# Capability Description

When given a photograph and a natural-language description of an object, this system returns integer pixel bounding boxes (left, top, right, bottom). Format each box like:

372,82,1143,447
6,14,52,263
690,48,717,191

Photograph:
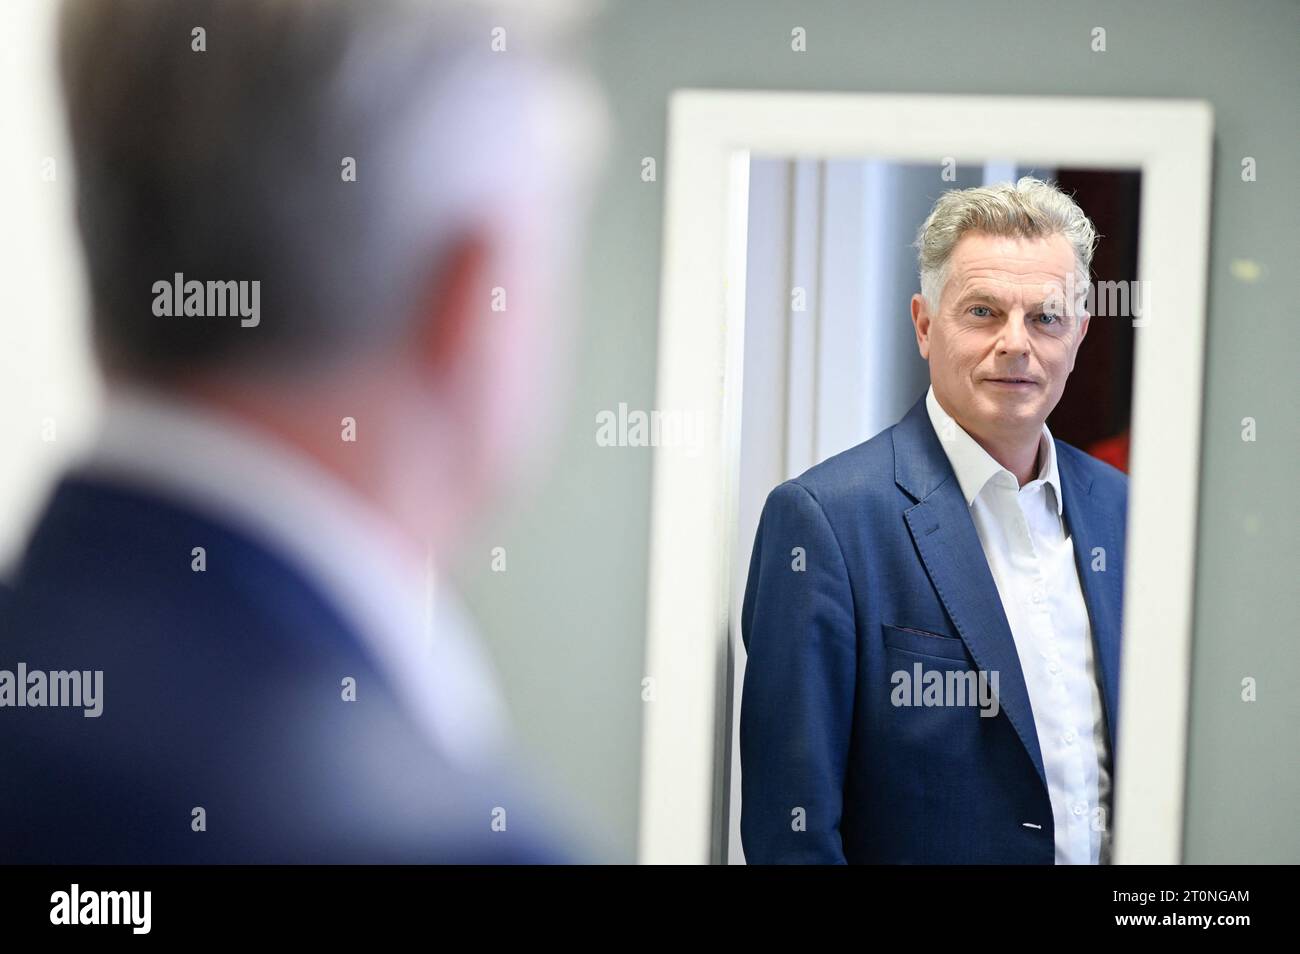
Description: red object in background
1085,429,1130,473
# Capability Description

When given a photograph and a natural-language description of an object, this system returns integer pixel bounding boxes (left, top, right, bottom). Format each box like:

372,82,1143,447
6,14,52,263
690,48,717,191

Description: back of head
59,0,604,385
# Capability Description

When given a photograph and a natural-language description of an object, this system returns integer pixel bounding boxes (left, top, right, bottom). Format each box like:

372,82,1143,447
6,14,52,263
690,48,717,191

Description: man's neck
931,387,1043,486
972,429,1041,487
146,372,458,570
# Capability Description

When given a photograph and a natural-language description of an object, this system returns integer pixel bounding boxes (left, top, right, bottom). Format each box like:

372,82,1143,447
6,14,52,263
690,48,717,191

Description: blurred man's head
909,177,1096,454
58,0,607,554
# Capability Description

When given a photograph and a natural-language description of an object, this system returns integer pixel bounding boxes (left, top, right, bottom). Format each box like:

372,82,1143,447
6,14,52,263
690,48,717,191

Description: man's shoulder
5,473,361,642
0,474,572,863
777,426,898,511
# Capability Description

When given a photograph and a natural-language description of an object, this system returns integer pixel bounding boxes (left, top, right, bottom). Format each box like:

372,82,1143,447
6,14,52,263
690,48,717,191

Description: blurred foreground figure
0,0,607,862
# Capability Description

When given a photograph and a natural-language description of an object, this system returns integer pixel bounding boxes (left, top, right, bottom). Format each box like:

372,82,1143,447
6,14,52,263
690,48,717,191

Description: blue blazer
739,391,1128,864
0,475,572,863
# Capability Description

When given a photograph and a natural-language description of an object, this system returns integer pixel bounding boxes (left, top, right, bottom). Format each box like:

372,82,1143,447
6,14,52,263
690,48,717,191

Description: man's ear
910,293,931,360
415,230,494,380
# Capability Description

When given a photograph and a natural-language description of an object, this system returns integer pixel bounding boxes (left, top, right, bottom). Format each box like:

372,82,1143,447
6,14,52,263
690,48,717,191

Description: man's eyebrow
953,288,1062,310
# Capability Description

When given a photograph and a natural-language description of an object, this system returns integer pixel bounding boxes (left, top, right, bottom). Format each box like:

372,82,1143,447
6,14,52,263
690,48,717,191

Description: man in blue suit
740,178,1128,864
0,0,607,862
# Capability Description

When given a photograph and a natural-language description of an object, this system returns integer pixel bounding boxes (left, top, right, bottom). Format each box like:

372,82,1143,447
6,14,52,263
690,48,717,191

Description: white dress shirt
925,385,1112,864
73,386,515,774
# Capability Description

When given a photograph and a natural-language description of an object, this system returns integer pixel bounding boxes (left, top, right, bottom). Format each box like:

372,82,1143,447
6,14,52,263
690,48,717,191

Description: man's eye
1038,312,1062,325
970,306,992,317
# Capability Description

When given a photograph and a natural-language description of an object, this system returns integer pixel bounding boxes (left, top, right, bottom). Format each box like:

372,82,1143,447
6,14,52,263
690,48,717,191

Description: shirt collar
924,384,1063,516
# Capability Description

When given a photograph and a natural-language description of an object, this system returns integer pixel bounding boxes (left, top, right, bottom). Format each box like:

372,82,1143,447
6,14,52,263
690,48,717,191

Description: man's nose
996,311,1030,354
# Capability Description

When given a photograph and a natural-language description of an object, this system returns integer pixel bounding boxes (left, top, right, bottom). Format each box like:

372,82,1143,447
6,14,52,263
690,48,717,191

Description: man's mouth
984,377,1038,387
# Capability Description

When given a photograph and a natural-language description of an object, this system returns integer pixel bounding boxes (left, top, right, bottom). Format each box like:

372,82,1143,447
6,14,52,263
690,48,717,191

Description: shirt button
1073,803,1086,816
1064,729,1077,744
1032,587,1045,602
1049,662,1061,674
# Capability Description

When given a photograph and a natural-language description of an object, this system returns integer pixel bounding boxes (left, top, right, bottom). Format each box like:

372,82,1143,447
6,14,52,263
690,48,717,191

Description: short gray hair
912,176,1099,312
59,0,601,380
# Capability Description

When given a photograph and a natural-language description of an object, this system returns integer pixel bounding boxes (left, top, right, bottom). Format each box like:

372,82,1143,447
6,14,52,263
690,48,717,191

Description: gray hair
58,0,603,380
912,176,1099,312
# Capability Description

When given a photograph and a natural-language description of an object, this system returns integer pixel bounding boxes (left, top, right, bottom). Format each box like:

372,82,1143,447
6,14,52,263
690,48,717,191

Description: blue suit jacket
0,475,572,863
739,392,1128,864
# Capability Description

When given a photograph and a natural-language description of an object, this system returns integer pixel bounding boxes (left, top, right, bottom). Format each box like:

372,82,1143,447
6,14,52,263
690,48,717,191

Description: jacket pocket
881,622,970,662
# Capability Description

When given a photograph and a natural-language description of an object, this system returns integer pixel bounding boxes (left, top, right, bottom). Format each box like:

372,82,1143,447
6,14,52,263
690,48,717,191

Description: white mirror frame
638,90,1213,865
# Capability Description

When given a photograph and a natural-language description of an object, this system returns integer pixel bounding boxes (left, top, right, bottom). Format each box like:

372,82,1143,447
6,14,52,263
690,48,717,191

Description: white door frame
638,90,1213,864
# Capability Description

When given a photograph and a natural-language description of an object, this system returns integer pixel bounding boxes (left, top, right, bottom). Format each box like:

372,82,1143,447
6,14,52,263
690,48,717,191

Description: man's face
910,231,1090,446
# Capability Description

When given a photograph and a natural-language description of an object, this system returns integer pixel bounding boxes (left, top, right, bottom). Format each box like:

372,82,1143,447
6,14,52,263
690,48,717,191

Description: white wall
0,0,100,577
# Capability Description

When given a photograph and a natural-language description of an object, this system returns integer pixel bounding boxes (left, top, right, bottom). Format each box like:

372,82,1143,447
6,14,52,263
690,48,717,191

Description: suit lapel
1056,445,1124,755
892,394,1047,795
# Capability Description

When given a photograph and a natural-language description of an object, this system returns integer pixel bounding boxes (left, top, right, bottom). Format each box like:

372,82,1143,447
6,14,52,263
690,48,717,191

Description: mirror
638,91,1212,864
